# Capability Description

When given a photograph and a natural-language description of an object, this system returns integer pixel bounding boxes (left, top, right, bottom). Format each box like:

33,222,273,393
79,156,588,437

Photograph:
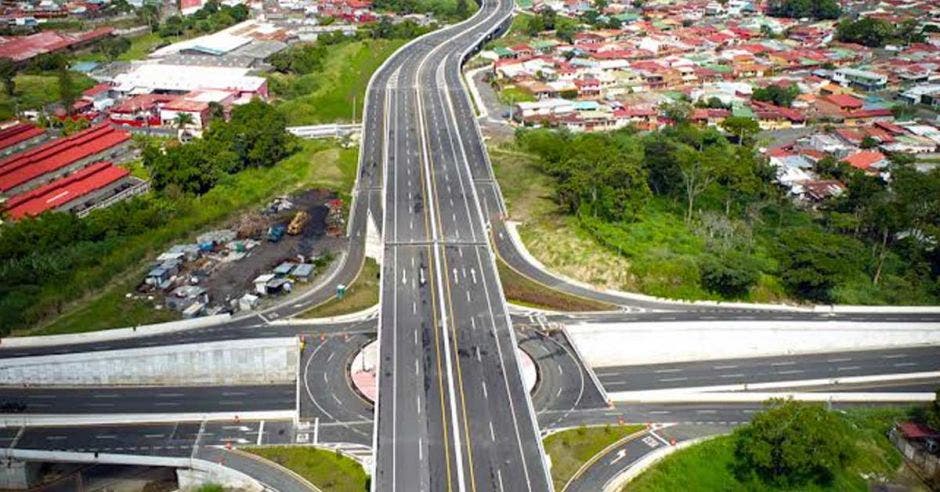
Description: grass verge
272,39,407,126
301,257,380,318
30,140,357,336
0,72,96,120
244,446,368,492
544,424,646,491
496,256,612,311
626,408,910,492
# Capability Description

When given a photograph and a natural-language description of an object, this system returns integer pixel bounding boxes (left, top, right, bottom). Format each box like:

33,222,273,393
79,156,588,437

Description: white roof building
112,64,267,97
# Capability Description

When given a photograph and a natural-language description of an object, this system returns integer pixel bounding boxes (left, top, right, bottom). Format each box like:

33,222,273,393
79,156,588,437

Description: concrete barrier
566,320,940,367
608,391,937,404
1,315,233,349
0,411,296,427
0,338,299,386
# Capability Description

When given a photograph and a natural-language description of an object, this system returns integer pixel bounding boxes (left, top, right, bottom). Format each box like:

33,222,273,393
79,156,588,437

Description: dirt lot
199,189,346,306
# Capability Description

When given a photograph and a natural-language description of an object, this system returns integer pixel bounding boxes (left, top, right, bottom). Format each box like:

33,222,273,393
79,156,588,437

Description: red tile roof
3,161,128,219
824,93,863,109
843,150,886,171
0,123,44,152
0,124,130,193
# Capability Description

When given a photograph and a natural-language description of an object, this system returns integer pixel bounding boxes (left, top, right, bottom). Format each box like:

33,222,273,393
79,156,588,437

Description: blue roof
574,101,600,110
71,61,99,73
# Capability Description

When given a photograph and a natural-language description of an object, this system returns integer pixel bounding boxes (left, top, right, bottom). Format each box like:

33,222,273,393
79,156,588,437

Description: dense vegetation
628,404,912,491
766,0,840,20
373,0,471,21
752,83,800,108
836,17,925,48
156,1,249,38
0,101,294,335
514,124,939,305
143,100,295,194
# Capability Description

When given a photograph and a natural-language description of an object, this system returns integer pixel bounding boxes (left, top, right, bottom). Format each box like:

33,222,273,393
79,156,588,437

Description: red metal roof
0,122,44,152
898,421,939,440
0,124,130,193
0,28,112,62
3,161,128,219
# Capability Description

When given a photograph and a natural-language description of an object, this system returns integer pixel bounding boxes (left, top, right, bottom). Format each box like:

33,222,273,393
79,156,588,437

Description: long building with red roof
0,123,131,196
2,161,146,220
0,27,113,63
0,122,46,155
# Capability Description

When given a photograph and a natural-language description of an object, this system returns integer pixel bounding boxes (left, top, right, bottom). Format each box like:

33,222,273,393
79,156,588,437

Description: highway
370,0,552,488
595,345,940,392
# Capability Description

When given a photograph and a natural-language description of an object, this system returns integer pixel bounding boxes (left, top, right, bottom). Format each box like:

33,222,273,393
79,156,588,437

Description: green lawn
302,258,380,318
544,424,646,491
498,85,536,105
272,39,407,126
0,72,96,120
119,32,178,61
30,140,357,336
626,408,909,492
245,446,368,492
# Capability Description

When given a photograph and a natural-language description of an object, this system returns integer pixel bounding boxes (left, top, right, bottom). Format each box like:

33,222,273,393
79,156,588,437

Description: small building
274,262,296,277
291,263,315,282
238,293,260,311
254,273,276,295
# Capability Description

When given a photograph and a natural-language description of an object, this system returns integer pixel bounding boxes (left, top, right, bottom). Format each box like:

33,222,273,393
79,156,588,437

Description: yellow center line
421,77,479,492
414,86,455,492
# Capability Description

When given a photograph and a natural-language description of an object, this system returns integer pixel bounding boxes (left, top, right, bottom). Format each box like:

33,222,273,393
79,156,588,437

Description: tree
767,0,840,19
859,135,878,149
733,399,856,487
752,83,800,107
676,143,720,223
720,116,760,146
0,58,15,97
700,252,759,297
94,36,132,61
174,112,195,130
927,389,940,431
57,65,79,116
836,17,896,48
775,227,864,302
208,101,225,121
661,100,692,125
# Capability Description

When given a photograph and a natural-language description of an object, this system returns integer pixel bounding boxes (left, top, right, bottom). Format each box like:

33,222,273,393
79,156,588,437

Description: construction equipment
287,211,310,235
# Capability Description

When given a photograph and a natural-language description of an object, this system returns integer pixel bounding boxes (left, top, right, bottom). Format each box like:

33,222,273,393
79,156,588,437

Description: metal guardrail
287,124,360,139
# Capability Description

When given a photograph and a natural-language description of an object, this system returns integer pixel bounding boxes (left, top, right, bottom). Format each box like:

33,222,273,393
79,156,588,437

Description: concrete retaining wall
1,315,233,348
566,320,940,367
0,338,298,386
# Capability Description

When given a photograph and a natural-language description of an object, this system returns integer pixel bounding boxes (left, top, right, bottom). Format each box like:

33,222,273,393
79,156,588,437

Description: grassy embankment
32,140,357,336
626,408,912,492
0,72,96,121
245,446,369,492
543,424,647,491
271,39,407,126
301,258,380,318
488,143,794,303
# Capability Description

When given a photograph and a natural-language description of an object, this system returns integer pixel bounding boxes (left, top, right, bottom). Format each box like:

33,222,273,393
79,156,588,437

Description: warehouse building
2,161,148,220
0,123,131,196
111,63,268,101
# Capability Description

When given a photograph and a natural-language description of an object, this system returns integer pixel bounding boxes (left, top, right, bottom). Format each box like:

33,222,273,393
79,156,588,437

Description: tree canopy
766,0,840,20
733,399,856,487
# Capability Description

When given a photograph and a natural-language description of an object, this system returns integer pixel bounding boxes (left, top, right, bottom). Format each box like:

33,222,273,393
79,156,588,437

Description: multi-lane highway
370,0,552,488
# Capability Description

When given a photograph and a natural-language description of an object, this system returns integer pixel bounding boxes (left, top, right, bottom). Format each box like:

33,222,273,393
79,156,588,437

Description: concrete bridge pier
0,458,40,490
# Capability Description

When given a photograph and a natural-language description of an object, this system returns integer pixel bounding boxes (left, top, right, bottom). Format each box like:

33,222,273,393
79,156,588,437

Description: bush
699,252,759,298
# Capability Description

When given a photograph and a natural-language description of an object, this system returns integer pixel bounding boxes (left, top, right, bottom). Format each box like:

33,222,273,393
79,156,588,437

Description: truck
287,211,309,235
266,225,286,242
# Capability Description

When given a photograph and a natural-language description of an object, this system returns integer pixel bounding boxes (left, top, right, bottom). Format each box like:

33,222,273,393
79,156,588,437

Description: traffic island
349,339,538,404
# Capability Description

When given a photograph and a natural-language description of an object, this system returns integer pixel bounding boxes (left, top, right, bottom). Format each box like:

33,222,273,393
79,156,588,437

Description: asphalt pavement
596,345,940,392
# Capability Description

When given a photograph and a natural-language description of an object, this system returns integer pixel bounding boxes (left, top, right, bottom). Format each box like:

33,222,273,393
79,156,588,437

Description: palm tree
174,112,195,130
